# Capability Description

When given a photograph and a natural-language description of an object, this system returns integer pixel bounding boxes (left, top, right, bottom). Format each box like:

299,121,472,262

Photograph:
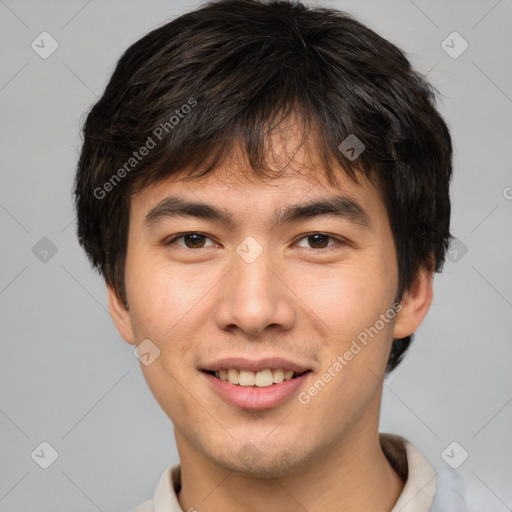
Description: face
108,138,432,478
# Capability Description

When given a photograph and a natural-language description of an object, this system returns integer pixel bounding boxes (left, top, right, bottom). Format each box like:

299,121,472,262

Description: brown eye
307,234,331,248
165,233,216,249
296,233,340,249
182,234,207,248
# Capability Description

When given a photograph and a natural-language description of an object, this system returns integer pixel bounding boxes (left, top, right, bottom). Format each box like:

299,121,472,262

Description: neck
176,424,404,512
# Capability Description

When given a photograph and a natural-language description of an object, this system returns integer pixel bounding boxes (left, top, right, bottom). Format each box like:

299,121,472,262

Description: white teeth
227,368,239,384
254,369,273,387
215,368,300,386
238,370,255,386
272,369,284,383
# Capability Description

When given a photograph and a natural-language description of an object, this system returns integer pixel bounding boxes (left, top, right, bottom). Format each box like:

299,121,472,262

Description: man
74,0,466,510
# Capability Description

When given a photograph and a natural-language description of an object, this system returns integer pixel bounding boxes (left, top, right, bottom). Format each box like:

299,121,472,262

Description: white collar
382,433,437,511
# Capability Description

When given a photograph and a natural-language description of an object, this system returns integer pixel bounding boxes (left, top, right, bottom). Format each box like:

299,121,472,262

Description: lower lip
202,372,311,410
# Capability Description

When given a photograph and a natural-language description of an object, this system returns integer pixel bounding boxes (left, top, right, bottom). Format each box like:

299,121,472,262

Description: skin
108,128,434,511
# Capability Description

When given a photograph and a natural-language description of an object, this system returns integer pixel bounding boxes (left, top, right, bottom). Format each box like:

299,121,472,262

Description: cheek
297,287,397,434
124,253,207,341
124,258,210,415
292,257,396,346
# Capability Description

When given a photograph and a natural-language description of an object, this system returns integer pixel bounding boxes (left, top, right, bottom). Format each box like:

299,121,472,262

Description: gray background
1,0,511,510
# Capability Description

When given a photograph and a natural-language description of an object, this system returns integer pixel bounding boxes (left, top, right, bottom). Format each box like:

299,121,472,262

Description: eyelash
163,232,346,251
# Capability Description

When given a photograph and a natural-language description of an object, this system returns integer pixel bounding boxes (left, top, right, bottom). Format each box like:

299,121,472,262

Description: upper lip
201,357,312,374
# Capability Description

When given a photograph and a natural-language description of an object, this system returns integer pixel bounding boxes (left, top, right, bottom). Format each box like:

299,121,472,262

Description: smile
207,368,309,387
202,370,312,410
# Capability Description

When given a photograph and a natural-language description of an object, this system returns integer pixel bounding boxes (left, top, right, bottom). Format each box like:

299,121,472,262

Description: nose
213,243,296,337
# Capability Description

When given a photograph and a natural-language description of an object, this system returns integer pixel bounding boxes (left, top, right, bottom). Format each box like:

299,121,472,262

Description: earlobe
107,285,136,345
393,265,434,339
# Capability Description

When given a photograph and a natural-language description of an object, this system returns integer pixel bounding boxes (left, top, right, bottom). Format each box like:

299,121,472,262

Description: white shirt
130,433,466,512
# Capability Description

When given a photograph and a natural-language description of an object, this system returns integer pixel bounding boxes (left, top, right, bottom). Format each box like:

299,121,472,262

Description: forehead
129,161,386,237
129,125,384,226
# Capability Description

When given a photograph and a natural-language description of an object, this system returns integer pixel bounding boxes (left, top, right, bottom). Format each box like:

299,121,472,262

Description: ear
393,264,434,339
107,285,136,345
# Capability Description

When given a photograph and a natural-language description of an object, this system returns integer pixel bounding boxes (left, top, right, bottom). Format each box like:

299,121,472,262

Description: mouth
202,368,312,387
200,358,314,410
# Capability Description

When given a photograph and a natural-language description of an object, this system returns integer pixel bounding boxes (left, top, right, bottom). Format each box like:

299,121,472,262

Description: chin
208,443,313,479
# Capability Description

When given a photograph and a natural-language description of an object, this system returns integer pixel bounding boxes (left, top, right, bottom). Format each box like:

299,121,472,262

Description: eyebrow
144,194,371,229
